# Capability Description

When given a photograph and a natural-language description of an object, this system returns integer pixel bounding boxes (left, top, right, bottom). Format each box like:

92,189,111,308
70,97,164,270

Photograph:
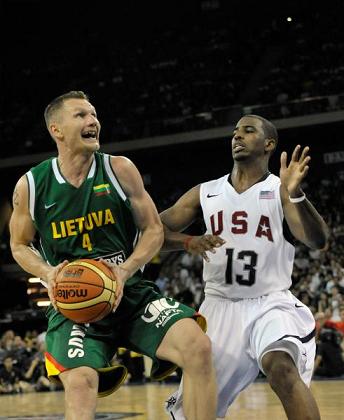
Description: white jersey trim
52,158,65,184
26,171,36,221
103,154,127,201
52,157,96,183
87,158,96,178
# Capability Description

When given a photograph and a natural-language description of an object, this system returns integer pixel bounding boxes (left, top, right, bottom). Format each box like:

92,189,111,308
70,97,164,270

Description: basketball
55,259,117,323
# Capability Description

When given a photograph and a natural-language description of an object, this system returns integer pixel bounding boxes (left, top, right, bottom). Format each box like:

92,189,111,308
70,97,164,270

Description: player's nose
233,132,243,140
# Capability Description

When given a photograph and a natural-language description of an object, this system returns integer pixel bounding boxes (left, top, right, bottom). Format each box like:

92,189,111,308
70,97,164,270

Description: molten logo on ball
64,268,84,277
57,289,88,299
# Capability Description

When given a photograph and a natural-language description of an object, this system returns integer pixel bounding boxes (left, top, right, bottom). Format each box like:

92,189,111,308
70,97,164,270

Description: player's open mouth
82,131,97,140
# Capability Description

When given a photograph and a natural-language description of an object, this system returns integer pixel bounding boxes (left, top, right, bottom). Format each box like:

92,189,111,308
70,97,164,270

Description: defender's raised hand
280,145,311,196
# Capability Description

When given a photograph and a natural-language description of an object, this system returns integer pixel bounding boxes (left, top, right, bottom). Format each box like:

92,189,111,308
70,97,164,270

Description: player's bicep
130,190,162,231
10,176,36,247
160,185,201,232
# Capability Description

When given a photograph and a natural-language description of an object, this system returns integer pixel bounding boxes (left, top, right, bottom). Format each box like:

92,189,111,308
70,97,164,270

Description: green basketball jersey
26,152,139,267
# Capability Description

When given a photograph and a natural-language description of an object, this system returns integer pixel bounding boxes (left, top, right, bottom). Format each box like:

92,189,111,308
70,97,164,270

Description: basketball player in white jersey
161,115,329,419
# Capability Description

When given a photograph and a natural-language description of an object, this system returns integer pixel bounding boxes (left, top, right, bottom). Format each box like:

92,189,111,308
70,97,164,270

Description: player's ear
50,123,63,141
265,137,276,153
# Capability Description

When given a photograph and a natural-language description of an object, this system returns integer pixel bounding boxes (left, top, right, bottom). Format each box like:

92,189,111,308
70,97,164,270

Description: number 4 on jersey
82,233,92,251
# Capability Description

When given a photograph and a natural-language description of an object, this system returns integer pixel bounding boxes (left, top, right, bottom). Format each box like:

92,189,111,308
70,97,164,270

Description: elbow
317,226,331,250
148,220,164,249
312,240,328,251
309,224,330,250
156,223,164,248
10,241,20,262
310,234,329,251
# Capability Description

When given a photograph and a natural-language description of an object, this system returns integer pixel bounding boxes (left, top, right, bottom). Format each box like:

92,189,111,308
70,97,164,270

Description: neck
231,161,269,192
58,151,94,188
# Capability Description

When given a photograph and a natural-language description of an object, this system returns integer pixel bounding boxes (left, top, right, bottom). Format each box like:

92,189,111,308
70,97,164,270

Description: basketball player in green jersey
9,91,217,420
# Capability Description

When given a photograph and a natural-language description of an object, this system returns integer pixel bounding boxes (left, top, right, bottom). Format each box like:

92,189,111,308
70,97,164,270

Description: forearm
287,198,329,249
11,243,51,281
121,225,164,277
161,226,190,252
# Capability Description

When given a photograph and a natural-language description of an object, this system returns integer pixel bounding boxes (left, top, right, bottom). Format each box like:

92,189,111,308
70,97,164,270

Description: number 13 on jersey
225,248,258,286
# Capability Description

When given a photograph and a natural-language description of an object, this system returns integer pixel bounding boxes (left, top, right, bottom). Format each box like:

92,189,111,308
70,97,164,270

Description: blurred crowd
0,329,61,395
2,3,344,156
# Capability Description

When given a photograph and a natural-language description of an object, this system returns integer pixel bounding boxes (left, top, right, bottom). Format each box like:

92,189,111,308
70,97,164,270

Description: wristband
289,194,306,203
183,236,193,251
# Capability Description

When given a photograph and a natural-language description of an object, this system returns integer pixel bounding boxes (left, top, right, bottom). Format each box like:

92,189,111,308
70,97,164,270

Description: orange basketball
55,259,117,323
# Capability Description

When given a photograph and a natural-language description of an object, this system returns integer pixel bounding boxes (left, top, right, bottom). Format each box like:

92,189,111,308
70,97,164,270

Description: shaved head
44,90,89,129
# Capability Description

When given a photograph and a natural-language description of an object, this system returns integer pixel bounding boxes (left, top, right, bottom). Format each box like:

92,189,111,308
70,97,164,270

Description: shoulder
28,158,55,181
200,173,228,193
31,157,55,172
108,155,143,197
265,173,281,188
109,155,136,174
14,174,29,191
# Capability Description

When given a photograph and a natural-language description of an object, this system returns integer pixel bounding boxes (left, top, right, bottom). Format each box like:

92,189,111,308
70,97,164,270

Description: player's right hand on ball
47,260,69,310
186,234,226,262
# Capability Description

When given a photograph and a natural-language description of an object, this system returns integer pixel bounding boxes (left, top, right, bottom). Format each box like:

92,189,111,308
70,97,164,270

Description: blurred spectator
21,342,54,392
155,268,169,294
326,306,344,336
328,286,343,321
0,355,25,394
314,328,344,378
317,292,330,313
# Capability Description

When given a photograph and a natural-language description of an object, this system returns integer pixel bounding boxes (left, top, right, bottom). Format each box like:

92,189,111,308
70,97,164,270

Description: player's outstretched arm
279,145,329,249
110,156,163,279
160,185,225,261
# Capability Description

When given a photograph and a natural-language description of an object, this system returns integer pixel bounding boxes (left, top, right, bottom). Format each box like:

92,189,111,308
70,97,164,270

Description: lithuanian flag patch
93,183,111,196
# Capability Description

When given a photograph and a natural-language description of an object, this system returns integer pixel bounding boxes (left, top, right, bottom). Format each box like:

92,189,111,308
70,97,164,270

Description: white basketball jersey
200,173,295,298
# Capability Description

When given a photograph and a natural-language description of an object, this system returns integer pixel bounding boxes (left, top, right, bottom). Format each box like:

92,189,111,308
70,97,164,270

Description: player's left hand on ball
99,259,129,312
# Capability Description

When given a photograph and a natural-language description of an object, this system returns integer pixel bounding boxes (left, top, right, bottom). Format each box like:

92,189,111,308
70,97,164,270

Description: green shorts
45,276,205,397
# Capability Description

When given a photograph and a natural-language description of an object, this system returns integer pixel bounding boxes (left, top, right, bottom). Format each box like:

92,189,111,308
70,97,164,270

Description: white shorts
165,290,316,419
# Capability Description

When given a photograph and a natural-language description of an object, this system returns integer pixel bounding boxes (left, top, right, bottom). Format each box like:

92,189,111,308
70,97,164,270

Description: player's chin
232,151,248,161
83,140,100,152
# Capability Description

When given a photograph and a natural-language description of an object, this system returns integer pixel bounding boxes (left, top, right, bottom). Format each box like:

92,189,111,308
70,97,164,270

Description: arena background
0,0,343,416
